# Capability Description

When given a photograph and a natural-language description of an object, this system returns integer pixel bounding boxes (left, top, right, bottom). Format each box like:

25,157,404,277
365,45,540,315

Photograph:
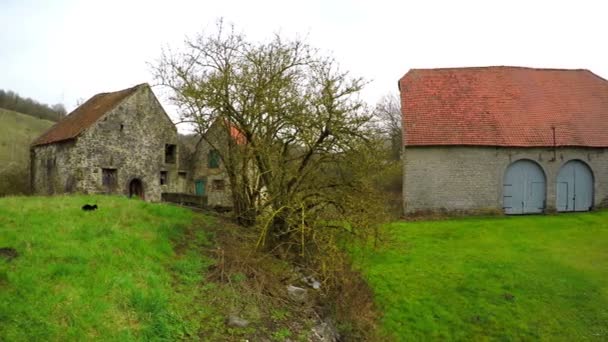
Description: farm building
400,66,608,214
183,119,246,208
30,84,183,201
30,83,233,205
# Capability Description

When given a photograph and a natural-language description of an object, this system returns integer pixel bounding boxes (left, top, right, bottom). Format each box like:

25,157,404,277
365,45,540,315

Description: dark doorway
102,168,118,192
129,178,144,199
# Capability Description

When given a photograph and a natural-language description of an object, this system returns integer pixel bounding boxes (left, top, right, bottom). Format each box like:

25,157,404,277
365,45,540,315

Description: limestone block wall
30,140,81,195
403,146,608,213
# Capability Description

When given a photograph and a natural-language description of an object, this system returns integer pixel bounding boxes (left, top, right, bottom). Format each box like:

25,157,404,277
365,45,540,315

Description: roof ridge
98,83,148,95
407,66,591,72
32,83,148,146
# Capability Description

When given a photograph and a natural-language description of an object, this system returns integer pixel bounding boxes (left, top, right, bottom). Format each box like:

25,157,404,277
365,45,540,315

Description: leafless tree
152,20,388,253
374,93,402,160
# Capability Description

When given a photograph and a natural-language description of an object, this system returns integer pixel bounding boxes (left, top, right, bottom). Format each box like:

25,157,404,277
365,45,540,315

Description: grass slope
0,108,55,195
0,107,54,163
352,212,608,340
0,195,213,341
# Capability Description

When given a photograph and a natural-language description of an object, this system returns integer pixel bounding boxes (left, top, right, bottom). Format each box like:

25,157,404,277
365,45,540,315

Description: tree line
0,89,67,122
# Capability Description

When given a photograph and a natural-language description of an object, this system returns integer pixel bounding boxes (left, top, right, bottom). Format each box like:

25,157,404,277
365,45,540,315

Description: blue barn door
503,160,546,215
195,179,206,196
556,160,593,212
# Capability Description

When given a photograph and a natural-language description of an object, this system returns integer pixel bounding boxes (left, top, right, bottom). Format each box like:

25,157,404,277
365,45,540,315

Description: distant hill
0,89,66,122
0,107,55,195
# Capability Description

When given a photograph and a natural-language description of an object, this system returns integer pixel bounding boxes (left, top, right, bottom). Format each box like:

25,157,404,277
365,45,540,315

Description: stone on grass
287,285,308,303
311,320,339,342
226,315,250,328
302,275,321,290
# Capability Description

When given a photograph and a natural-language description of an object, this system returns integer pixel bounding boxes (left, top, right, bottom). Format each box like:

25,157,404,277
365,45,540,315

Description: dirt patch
0,247,18,261
197,214,381,340
168,208,382,340
200,217,318,339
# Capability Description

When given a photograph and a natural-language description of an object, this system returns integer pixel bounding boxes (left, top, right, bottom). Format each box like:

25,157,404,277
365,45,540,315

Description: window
160,171,168,185
165,144,177,164
208,149,220,169
102,168,117,190
212,179,225,191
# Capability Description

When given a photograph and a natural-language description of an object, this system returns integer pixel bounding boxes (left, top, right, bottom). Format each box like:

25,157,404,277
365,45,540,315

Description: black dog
82,204,98,211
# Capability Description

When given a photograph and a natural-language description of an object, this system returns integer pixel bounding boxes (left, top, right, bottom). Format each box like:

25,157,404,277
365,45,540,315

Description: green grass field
0,195,213,341
0,108,55,195
352,212,608,340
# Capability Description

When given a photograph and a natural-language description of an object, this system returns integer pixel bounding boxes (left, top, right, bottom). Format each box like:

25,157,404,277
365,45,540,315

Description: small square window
160,171,168,185
212,179,225,191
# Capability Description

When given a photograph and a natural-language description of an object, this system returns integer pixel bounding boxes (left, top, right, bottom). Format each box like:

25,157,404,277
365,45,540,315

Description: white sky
1,0,607,132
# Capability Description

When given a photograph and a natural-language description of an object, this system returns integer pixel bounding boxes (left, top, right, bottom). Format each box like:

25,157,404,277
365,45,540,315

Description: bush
0,162,30,196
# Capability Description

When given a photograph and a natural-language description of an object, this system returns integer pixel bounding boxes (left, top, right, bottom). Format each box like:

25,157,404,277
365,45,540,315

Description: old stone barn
31,83,232,205
400,66,608,214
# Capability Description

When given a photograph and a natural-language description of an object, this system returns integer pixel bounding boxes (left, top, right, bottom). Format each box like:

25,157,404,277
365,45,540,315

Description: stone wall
31,85,179,201
188,123,233,207
30,140,78,195
403,146,608,213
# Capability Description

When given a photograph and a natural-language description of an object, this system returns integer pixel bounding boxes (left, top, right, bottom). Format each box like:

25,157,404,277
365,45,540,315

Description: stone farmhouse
30,83,233,205
400,66,608,215
185,119,246,207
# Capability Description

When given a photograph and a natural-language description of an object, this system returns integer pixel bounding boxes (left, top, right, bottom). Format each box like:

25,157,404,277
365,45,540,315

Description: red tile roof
399,66,608,147
32,84,146,146
227,121,247,145
207,118,247,145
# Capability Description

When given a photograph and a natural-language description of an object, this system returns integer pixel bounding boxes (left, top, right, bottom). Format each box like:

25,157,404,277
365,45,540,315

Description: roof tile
399,66,608,147
32,84,145,146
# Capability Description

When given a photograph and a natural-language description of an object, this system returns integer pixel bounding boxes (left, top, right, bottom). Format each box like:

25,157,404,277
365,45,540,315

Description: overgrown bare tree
153,20,388,254
374,93,402,160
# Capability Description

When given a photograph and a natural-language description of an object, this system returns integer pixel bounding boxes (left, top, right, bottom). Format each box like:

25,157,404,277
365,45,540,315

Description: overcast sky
1,0,607,131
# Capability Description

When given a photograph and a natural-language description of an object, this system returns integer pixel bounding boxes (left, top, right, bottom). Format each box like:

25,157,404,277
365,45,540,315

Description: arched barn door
129,178,145,199
556,160,593,212
503,160,546,215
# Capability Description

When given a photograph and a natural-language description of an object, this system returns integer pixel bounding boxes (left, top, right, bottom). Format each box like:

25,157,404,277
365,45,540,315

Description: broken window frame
212,179,225,191
165,144,177,164
160,171,168,185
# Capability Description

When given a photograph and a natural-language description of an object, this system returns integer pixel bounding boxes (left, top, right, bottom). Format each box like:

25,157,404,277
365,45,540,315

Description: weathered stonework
403,146,608,214
187,122,233,207
31,85,180,201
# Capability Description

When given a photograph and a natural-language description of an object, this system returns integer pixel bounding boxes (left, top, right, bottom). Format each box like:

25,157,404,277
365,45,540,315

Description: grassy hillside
0,195,212,340
0,195,333,341
0,107,55,195
352,212,608,340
